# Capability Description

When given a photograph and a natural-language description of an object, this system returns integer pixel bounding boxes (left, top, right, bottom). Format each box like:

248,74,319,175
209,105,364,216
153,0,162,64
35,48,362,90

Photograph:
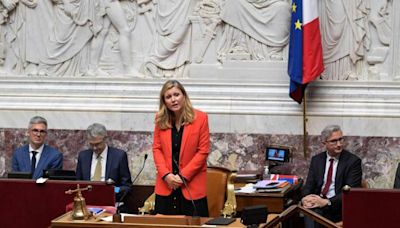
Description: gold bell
65,184,92,220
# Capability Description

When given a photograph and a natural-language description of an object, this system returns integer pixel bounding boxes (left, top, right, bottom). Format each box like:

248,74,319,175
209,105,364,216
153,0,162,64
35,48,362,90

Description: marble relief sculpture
3,0,54,75
367,0,391,80
318,0,371,80
217,0,291,62
191,0,222,64
39,0,100,76
0,1,11,67
0,0,398,81
389,0,400,80
142,0,195,78
87,0,139,76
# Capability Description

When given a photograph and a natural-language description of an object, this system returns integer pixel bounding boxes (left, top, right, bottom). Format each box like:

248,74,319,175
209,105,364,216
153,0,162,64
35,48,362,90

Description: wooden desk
51,212,246,228
235,183,301,213
0,179,115,228
52,212,279,228
128,183,301,215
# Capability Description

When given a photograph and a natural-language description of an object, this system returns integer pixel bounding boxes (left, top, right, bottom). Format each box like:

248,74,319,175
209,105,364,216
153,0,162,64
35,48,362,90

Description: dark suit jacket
394,163,400,188
11,144,63,179
75,146,133,196
302,150,362,221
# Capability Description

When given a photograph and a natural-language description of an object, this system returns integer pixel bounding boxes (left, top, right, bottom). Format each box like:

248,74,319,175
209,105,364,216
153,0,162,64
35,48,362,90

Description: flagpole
303,89,308,158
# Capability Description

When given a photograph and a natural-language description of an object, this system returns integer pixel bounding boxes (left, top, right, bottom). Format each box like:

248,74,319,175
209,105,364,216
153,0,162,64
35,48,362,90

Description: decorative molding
0,77,399,118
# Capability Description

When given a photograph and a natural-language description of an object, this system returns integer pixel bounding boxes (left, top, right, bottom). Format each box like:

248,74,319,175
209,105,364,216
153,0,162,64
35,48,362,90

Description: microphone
132,153,148,184
116,154,148,214
172,158,199,217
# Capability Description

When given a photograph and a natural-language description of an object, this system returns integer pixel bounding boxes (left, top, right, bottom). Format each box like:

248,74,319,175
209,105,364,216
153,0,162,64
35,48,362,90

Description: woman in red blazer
153,80,210,216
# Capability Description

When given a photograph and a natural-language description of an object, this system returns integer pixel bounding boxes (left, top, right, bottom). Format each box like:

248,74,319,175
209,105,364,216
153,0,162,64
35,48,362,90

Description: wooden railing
263,205,340,228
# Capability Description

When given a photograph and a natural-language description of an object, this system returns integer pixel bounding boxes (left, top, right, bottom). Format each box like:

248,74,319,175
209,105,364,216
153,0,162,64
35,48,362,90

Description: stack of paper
270,174,299,184
253,180,289,189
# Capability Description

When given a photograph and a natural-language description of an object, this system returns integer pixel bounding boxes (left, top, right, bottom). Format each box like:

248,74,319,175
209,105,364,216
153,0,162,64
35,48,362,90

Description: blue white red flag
288,0,324,104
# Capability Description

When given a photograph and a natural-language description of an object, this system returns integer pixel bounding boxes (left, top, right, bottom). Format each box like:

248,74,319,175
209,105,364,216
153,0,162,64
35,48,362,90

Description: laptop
7,172,32,179
43,169,76,180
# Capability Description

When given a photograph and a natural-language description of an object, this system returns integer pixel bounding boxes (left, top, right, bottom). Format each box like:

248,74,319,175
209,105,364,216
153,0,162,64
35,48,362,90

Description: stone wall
0,0,399,189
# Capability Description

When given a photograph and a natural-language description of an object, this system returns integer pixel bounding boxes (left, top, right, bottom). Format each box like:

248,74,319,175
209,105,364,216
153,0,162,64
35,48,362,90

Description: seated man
12,116,63,179
302,125,362,227
76,123,133,204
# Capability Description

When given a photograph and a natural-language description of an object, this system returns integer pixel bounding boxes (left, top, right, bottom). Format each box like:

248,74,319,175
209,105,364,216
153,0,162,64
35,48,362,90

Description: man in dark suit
76,123,132,203
302,125,362,226
12,116,63,179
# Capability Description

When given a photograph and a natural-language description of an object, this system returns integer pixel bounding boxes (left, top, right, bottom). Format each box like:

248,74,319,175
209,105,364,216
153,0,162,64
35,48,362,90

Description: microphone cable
173,158,199,217
117,153,148,213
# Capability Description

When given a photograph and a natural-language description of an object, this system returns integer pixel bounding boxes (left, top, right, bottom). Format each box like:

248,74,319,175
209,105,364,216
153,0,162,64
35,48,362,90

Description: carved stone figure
389,0,400,80
143,0,196,78
0,0,12,68
39,0,102,76
190,0,222,64
366,0,391,80
319,0,371,80
88,0,138,76
130,0,155,72
3,0,54,75
218,0,291,62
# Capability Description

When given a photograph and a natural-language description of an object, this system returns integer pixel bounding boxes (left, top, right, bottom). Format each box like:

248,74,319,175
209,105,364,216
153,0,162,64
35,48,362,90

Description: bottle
263,165,270,180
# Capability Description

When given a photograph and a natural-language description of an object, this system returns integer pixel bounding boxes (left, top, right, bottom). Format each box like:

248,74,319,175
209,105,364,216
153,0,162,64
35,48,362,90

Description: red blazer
153,109,210,200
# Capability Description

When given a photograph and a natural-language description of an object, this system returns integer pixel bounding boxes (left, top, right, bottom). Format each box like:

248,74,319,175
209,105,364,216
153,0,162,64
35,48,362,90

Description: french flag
288,0,324,104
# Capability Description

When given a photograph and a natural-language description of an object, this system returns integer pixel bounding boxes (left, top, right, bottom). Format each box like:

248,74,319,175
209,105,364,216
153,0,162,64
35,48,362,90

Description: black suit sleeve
75,153,84,180
302,156,321,197
394,163,400,188
330,156,362,211
118,151,133,191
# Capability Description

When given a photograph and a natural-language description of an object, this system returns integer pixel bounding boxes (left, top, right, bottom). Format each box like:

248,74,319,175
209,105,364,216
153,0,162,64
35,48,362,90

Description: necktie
321,158,334,197
31,151,38,176
92,155,102,181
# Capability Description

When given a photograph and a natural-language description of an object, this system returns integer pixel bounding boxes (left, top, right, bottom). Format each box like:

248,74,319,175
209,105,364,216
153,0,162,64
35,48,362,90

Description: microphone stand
132,154,148,184
173,159,199,218
113,154,148,222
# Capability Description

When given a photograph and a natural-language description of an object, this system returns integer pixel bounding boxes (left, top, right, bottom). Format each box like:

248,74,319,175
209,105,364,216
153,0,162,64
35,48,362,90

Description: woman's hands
164,173,183,190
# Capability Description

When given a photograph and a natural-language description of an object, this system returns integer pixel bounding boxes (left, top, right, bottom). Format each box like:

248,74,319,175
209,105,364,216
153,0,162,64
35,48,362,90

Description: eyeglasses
326,137,344,145
31,129,47,136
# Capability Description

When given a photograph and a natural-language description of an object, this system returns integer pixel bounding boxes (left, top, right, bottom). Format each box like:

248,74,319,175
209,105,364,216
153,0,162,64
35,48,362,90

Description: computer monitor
43,170,76,180
266,146,290,162
7,172,32,179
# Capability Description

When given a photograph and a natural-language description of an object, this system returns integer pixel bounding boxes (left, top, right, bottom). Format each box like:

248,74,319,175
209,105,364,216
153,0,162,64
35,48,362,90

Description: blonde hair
156,80,195,129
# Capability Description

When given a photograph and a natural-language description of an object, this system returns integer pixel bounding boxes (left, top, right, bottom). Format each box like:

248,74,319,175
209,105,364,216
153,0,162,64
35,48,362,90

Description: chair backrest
361,179,369,188
138,166,237,217
207,166,229,217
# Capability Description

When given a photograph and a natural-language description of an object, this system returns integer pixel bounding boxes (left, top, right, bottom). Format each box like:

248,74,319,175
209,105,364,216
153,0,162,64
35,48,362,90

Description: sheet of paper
36,177,48,184
100,216,113,222
235,183,256,193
